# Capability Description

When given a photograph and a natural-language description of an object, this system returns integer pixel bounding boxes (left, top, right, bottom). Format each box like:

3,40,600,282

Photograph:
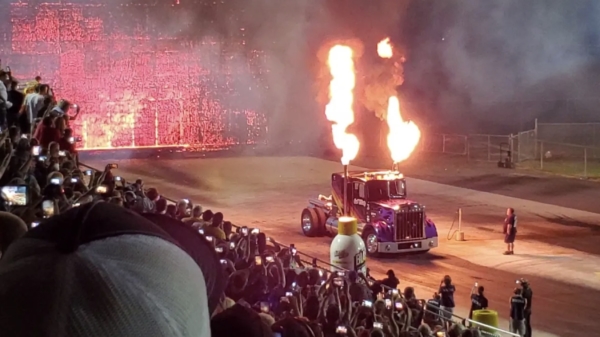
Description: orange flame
386,96,421,163
377,38,393,59
325,45,360,165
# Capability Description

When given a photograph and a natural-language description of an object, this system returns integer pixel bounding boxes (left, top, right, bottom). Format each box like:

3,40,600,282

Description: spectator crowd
0,67,533,337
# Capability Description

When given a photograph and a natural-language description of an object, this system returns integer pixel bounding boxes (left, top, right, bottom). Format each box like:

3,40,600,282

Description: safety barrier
79,162,521,337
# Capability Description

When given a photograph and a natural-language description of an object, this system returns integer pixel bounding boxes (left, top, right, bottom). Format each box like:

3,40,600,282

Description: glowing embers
8,3,268,150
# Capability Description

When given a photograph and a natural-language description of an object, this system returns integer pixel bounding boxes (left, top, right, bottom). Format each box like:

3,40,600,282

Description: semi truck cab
301,170,438,256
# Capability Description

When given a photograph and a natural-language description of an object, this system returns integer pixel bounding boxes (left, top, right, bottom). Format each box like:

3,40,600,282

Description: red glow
2,2,268,150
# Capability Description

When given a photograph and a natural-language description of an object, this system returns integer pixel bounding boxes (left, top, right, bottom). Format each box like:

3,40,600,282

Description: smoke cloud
404,0,600,131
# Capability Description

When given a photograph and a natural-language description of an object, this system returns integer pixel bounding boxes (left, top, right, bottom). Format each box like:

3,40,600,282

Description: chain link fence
420,133,468,155
537,122,600,148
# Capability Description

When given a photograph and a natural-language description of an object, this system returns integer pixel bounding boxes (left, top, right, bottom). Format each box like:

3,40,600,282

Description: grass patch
517,159,600,178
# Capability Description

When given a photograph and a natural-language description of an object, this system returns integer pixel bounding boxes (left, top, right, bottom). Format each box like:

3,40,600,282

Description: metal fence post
584,147,588,178
487,135,491,161
442,134,446,153
540,141,544,170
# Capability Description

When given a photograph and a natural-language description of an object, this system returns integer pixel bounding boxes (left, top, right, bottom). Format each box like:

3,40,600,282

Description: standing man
509,288,527,337
0,70,11,131
438,275,456,331
519,279,533,337
504,207,517,255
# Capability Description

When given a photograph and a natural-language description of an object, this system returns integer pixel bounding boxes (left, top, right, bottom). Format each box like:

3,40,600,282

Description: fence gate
516,130,536,162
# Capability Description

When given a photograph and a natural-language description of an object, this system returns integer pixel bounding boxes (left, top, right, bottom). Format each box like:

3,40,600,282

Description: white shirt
0,82,12,109
24,93,45,124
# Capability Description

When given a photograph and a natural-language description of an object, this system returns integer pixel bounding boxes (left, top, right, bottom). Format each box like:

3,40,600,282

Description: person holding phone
57,128,77,155
438,275,456,331
201,212,226,241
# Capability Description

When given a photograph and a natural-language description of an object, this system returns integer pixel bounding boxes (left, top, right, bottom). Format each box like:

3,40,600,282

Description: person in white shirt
0,70,12,130
22,84,48,134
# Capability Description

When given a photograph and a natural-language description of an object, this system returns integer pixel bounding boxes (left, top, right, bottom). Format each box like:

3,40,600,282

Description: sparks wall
0,1,268,150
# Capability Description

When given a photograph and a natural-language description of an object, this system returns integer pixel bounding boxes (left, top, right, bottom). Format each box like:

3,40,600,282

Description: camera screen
255,256,262,265
70,178,77,183
363,300,372,308
84,170,92,176
215,247,223,253
96,186,107,194
1,185,28,206
241,227,248,235
58,151,66,157
260,302,269,313
336,326,347,334
265,256,274,263
373,322,383,329
42,200,54,217
32,146,41,156
395,302,403,310
50,178,61,185
115,176,122,181
38,156,47,162
31,221,40,228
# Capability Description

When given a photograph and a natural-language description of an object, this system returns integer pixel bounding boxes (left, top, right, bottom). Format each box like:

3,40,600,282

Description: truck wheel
362,227,380,257
313,207,327,235
301,208,321,237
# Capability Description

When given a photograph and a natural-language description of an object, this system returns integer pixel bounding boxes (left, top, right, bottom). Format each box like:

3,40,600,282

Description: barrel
471,309,499,334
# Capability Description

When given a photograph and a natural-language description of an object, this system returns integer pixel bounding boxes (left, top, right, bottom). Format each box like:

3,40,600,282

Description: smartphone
38,155,47,162
198,229,204,235
96,185,107,194
265,256,274,263
219,259,227,265
337,271,345,277
70,177,77,183
50,178,61,185
260,302,269,313
31,221,40,228
392,289,398,295
362,300,372,308
182,198,189,203
215,246,223,253
42,200,54,218
373,322,383,329
72,203,81,207
84,170,92,176
436,332,446,337
255,256,262,265
21,134,28,139
291,247,297,256
334,278,343,287
32,146,41,156
1,185,28,206
516,280,521,284
395,302,403,310
285,292,293,297
251,228,260,234
115,176,122,182
205,236,214,242
336,326,347,334
68,137,74,144
58,150,66,157
229,241,235,249
385,299,392,309
241,227,248,236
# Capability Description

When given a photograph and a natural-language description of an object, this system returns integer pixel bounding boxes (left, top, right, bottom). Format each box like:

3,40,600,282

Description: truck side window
358,183,365,198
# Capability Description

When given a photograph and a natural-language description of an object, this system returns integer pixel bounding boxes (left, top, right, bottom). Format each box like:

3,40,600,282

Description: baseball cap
0,202,221,336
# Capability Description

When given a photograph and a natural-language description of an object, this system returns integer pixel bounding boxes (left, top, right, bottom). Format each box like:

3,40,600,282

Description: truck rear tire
301,208,322,237
313,207,327,235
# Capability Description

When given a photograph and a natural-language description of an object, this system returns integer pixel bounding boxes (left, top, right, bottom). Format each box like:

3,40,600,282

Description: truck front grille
396,209,425,241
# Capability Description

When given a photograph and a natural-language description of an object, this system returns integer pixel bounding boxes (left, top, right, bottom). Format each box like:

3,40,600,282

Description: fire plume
377,38,393,59
325,45,359,165
386,96,421,164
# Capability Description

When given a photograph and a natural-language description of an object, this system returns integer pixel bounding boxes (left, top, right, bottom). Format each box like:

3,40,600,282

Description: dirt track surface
85,155,600,337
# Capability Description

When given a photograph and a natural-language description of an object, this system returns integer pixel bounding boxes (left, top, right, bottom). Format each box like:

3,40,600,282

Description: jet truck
300,170,438,256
